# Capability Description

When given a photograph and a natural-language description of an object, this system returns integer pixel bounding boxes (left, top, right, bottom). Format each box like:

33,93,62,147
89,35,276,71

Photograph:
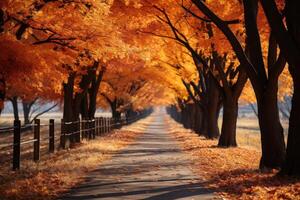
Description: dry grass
0,130,142,200
220,117,288,151
167,117,300,200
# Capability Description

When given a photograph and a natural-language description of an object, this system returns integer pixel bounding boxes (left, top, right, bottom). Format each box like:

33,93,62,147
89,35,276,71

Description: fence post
107,118,110,132
81,118,85,139
98,118,101,135
100,117,103,134
76,118,81,143
105,118,108,133
107,118,109,133
49,119,55,153
89,120,92,139
78,118,81,142
79,118,82,140
99,118,102,134
65,122,70,148
103,118,106,133
84,118,88,140
60,119,66,149
111,118,114,130
13,120,21,170
92,119,96,139
109,118,112,132
34,119,40,162
87,119,90,139
96,118,99,136
87,119,91,140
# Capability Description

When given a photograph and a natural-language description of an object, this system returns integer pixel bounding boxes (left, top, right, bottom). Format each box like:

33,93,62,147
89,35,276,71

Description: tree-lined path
61,108,217,200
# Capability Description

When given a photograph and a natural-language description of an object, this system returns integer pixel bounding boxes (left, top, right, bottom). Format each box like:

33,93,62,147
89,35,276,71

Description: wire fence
0,110,152,171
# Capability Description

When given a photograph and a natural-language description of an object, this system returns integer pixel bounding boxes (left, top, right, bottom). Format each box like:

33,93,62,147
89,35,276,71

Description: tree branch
30,103,58,124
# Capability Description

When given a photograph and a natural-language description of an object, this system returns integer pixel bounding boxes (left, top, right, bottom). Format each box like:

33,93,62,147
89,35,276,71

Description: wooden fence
0,110,152,170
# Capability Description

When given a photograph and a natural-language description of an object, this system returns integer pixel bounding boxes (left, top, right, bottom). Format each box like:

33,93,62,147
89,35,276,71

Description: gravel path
60,109,218,200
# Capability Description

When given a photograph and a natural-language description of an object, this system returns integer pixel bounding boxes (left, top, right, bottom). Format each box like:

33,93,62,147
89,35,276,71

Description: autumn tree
257,0,300,176
139,2,248,143
189,0,286,169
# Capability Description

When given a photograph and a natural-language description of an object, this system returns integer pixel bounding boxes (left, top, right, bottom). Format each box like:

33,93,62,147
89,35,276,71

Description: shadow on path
60,108,218,200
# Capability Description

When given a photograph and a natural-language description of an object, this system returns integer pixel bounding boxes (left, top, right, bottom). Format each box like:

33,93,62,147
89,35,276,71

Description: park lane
60,108,217,200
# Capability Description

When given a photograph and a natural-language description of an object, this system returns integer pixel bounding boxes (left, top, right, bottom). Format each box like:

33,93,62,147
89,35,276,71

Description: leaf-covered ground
168,119,300,200
0,130,142,200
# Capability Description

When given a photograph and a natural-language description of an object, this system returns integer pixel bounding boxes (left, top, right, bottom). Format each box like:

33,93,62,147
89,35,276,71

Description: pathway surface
60,109,217,200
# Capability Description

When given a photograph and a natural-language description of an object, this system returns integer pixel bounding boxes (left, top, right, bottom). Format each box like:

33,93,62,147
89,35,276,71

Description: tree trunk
110,99,121,121
281,75,300,176
206,78,221,139
0,74,5,116
181,106,188,128
218,96,238,147
22,99,37,125
200,105,208,137
190,104,197,130
80,93,89,119
22,102,31,125
88,66,105,119
257,84,285,169
63,73,76,122
63,73,81,144
183,104,193,129
10,96,19,121
279,0,300,176
194,105,203,135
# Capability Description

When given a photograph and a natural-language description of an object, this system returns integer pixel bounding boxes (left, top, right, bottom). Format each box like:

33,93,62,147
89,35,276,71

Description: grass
0,121,61,164
236,118,262,151
0,129,143,200
225,117,288,151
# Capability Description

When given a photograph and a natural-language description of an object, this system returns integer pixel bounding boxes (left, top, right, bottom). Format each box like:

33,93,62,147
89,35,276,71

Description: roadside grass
223,117,288,151
0,130,142,200
167,117,300,200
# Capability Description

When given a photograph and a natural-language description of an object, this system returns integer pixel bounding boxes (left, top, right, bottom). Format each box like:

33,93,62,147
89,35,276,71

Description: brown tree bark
260,0,300,175
206,77,221,138
282,78,300,175
9,96,19,121
88,65,105,119
218,96,238,147
191,0,286,169
0,73,5,115
193,104,203,135
22,98,38,125
62,73,79,143
244,0,285,168
63,72,76,122
110,99,121,120
257,84,285,169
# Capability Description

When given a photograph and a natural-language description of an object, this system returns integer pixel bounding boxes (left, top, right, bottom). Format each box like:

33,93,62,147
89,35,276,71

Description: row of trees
120,0,298,176
0,0,174,129
0,0,299,176
188,0,300,176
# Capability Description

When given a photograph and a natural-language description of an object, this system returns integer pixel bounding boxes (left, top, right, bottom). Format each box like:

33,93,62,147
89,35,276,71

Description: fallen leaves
0,130,142,200
167,118,300,200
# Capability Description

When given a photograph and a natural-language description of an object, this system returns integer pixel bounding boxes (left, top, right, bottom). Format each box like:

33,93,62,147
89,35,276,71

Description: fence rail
0,110,152,170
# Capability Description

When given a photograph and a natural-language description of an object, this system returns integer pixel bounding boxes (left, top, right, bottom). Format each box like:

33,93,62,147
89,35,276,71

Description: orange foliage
169,118,300,200
0,0,293,110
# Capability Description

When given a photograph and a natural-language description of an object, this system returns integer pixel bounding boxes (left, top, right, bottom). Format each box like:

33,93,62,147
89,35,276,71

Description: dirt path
60,109,218,200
